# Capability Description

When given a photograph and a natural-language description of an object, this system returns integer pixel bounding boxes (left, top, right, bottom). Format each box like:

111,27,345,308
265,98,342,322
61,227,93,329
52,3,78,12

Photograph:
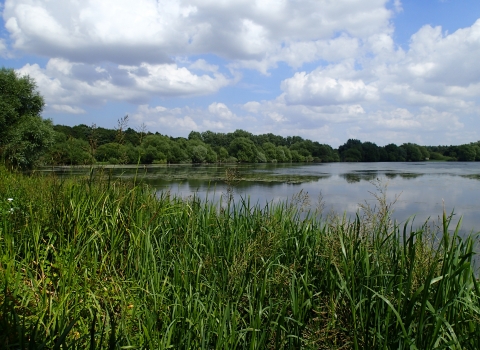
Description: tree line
47,122,480,165
338,139,480,162
48,121,339,165
2,67,480,169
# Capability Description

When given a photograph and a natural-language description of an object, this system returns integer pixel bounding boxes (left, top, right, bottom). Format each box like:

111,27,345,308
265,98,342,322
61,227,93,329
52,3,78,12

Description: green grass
0,166,479,349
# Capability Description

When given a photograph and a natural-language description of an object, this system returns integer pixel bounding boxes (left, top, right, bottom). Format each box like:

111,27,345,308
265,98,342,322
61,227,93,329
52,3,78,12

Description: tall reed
0,166,479,349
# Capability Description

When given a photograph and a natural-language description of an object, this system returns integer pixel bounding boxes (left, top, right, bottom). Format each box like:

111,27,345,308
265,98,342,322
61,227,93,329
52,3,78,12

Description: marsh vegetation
1,167,479,349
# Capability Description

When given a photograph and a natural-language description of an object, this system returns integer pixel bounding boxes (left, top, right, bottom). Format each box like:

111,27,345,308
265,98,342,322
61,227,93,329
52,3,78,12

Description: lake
43,162,480,234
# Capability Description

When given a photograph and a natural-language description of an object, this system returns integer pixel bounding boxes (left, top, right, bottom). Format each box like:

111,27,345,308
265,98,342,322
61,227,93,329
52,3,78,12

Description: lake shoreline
1,166,479,348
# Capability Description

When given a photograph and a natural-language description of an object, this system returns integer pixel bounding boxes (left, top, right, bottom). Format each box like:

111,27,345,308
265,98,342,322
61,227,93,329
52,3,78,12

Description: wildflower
7,198,13,202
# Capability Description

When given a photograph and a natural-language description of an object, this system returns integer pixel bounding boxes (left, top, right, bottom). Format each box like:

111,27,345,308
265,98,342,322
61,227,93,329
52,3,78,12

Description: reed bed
0,166,479,349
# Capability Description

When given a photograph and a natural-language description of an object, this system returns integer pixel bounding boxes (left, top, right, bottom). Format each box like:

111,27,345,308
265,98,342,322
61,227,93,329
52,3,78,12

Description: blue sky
1,0,480,147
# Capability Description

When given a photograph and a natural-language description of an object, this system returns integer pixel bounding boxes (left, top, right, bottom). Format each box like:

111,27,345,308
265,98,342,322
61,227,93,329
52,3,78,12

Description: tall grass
0,166,479,349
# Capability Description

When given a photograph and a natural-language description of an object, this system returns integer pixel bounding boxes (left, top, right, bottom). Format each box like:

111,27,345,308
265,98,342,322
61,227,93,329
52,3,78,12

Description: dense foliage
338,139,480,162
1,168,479,348
0,68,54,169
46,123,340,165
45,122,480,166
46,122,334,165
1,69,479,168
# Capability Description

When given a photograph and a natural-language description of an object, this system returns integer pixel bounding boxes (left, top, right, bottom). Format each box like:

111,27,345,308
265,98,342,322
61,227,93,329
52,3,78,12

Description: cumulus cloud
131,103,248,137
189,59,219,73
281,70,378,106
207,102,239,121
132,105,199,135
238,17,480,145
0,39,8,57
119,63,231,96
238,96,368,145
15,58,231,112
3,0,480,147
411,22,480,85
393,0,403,13
50,104,86,114
230,35,361,74
3,0,392,68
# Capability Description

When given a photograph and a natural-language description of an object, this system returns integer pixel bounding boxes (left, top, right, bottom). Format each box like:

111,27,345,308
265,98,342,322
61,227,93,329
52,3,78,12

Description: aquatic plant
0,166,479,349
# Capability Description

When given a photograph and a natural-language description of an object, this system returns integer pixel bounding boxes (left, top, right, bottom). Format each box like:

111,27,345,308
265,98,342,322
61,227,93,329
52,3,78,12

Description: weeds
0,166,479,349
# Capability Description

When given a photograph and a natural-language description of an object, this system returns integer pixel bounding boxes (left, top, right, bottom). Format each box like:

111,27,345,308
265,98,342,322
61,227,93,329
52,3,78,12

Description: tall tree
0,68,54,169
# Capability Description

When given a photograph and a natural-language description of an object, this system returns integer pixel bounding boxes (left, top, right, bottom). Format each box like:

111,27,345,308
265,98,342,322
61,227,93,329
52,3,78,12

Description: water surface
43,162,480,233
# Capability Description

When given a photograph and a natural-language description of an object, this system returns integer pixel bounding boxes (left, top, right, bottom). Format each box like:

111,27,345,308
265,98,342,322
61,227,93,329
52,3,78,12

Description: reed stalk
0,166,479,349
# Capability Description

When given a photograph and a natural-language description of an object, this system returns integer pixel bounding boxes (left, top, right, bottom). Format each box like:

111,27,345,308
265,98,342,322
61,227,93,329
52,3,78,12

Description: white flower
7,198,13,202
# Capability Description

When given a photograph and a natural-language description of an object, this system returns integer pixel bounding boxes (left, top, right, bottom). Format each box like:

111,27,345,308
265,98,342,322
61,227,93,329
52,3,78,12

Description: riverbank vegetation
47,121,480,166
2,67,480,170
1,167,479,349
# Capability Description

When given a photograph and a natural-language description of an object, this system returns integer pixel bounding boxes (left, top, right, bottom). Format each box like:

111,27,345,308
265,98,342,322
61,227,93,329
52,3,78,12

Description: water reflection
342,172,378,183
399,173,423,179
40,162,480,233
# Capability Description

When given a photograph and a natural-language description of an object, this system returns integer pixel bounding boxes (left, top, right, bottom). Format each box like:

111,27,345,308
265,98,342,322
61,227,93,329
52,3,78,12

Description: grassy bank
0,167,479,349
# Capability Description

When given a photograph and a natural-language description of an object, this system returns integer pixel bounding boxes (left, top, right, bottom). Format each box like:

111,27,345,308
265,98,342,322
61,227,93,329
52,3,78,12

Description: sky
1,0,480,147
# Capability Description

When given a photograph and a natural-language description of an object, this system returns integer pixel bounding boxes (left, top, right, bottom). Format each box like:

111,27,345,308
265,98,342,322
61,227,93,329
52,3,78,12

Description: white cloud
208,102,239,121
189,59,219,73
230,35,361,73
373,108,419,129
4,0,480,147
0,39,8,57
393,0,403,13
3,0,392,69
131,103,247,137
50,104,86,114
119,63,231,96
15,59,231,111
390,20,480,87
281,64,378,106
238,96,368,145
132,105,198,135
370,107,463,133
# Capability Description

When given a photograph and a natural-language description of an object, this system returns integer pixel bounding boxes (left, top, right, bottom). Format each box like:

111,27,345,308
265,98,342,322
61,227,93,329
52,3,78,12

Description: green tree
343,148,362,162
256,151,267,163
95,142,129,164
205,146,218,163
401,143,423,161
229,137,258,163
418,146,430,160
290,150,305,162
457,145,476,161
473,145,480,161
0,68,54,169
429,151,446,161
262,142,277,162
48,134,94,165
339,139,364,162
314,144,335,162
168,143,190,163
275,147,286,162
188,131,203,141
191,145,208,163
279,146,292,162
362,142,380,162
218,147,229,162
290,142,312,158
384,143,405,161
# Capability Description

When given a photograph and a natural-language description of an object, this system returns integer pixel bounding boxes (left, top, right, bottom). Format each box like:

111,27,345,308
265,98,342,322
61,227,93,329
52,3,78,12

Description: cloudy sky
1,0,480,147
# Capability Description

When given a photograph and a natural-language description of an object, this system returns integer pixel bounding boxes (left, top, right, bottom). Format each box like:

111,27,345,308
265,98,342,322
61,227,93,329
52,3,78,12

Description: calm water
43,162,480,233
